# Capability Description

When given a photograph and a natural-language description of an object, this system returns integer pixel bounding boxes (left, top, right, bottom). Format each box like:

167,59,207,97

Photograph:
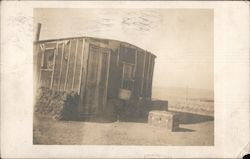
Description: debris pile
34,87,79,120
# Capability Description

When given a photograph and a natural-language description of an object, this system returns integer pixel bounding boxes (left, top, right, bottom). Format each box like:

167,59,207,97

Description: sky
34,8,213,91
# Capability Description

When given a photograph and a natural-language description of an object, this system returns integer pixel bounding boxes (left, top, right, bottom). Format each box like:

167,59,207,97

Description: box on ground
148,110,179,131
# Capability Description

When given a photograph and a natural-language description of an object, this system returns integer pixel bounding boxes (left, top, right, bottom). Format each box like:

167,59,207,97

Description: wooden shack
34,37,156,119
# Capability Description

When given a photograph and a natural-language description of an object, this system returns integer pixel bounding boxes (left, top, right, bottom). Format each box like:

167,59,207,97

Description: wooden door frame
83,43,111,115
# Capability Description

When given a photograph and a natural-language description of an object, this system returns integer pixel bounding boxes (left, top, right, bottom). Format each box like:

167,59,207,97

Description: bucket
118,88,131,100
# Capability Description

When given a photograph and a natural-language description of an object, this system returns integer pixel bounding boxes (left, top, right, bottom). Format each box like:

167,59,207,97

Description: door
84,44,110,115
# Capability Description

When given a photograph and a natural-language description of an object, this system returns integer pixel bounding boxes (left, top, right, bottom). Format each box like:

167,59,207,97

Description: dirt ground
33,113,214,145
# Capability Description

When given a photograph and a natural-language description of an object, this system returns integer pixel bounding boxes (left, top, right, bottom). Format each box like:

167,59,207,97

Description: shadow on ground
77,111,214,127
175,127,195,132
176,112,214,124
119,111,214,124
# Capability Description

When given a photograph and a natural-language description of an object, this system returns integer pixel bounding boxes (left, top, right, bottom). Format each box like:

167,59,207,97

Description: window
119,46,136,64
123,64,134,80
42,49,55,70
121,63,135,90
119,45,137,91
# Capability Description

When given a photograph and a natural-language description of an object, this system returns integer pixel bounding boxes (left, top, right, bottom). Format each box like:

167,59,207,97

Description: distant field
152,87,214,116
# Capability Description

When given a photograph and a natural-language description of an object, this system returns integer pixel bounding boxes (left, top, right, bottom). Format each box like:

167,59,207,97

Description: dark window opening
119,46,136,64
121,63,135,90
123,63,134,80
42,49,55,70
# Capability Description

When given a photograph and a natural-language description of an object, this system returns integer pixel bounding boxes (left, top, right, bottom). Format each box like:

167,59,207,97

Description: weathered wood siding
78,41,111,116
134,49,145,99
141,52,155,98
35,37,156,117
114,43,156,100
107,48,120,99
35,38,85,93
148,54,155,97
77,39,89,114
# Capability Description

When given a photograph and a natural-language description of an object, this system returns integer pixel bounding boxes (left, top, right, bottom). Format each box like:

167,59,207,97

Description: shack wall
35,37,156,118
134,49,145,99
35,38,86,93
78,39,113,116
117,43,156,100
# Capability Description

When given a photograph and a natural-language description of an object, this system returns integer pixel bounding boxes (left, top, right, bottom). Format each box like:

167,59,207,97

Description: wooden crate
148,111,179,131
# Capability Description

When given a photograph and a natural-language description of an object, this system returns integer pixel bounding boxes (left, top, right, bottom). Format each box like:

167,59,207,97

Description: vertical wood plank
104,50,111,109
64,40,72,91
117,47,120,66
78,40,90,114
121,62,125,88
78,39,85,94
59,41,69,91
149,57,155,97
34,43,38,87
72,39,79,90
82,41,90,97
38,44,44,83
146,53,151,97
134,49,138,76
140,51,146,96
50,43,58,89
96,49,103,111
58,43,65,90
132,49,138,93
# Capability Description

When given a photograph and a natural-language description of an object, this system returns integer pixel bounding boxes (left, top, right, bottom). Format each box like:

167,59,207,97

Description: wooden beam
35,23,41,41
78,39,85,94
96,47,103,111
131,49,137,93
38,44,44,84
50,42,58,89
84,44,91,115
121,62,125,88
45,47,56,50
149,58,155,97
58,43,65,90
134,49,138,77
72,39,79,91
81,42,90,99
104,50,111,110
34,43,39,88
117,47,120,66
64,40,72,91
146,53,151,97
140,51,146,96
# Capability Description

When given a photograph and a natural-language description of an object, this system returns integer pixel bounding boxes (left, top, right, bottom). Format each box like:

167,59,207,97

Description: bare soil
33,113,214,145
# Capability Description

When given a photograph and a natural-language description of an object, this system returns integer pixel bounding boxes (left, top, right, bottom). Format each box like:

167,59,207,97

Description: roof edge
34,36,156,58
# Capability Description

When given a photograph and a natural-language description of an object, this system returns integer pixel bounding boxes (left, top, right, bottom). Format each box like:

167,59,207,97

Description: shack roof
34,36,156,58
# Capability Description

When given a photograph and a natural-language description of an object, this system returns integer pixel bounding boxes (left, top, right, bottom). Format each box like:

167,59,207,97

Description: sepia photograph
1,1,249,158
33,8,214,145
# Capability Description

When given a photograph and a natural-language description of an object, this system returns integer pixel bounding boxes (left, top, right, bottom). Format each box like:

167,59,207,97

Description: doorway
83,44,110,116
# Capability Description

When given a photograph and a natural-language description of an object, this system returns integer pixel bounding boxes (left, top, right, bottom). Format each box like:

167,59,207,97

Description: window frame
121,62,135,90
41,47,56,71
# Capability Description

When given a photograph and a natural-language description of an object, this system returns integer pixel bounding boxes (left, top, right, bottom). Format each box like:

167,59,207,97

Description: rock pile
34,87,79,120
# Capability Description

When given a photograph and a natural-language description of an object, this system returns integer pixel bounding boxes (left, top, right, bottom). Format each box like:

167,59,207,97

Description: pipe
35,23,42,41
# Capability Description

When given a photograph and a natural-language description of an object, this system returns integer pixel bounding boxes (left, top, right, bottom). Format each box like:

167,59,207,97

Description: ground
33,113,214,145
